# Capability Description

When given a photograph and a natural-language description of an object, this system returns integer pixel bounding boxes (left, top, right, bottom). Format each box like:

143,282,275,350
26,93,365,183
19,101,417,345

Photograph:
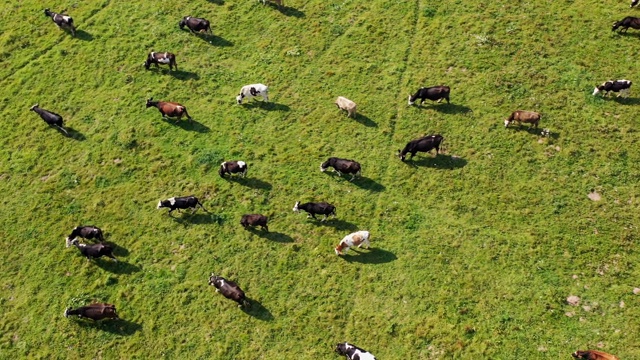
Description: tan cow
335,96,357,118
335,231,370,255
504,110,540,128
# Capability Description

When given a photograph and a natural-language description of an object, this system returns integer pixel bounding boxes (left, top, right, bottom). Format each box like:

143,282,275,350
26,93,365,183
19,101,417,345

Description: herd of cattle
29,3,636,359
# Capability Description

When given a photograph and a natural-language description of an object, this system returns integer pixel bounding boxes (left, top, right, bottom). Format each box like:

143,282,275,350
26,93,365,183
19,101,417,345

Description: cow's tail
56,125,69,136
198,201,209,213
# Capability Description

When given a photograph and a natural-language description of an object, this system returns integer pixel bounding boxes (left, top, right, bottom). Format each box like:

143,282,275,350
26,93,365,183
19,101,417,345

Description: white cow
335,96,357,118
335,230,370,255
236,84,269,104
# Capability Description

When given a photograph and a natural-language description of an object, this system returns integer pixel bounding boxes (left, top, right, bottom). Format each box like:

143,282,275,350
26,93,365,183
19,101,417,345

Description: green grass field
1,0,640,358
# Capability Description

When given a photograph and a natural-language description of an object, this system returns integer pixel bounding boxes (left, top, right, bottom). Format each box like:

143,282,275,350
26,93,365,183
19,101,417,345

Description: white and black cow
408,86,450,105
335,342,376,360
209,274,250,308
68,238,117,262
157,196,207,214
632,0,639,8
179,16,211,34
65,226,105,247
612,17,640,32
30,103,69,136
144,52,178,71
236,84,269,104
593,80,632,97
397,134,443,161
292,201,336,221
219,161,247,178
320,157,361,181
44,8,75,36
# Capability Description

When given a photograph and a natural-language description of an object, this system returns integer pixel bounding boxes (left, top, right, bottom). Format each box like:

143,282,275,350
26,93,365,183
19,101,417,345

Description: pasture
1,0,639,358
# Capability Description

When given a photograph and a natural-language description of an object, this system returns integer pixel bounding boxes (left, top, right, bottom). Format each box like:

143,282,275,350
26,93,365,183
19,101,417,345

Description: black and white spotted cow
593,80,632,97
144,52,178,71
209,274,250,308
335,342,376,360
44,8,75,36
65,226,105,247
219,161,248,178
29,103,69,136
632,0,639,8
236,84,269,104
157,196,207,214
68,238,117,262
179,16,211,34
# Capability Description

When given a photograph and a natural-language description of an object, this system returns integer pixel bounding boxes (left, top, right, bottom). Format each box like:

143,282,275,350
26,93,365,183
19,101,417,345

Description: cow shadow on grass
95,260,141,275
171,212,225,225
242,298,274,321
611,97,640,105
245,228,294,243
75,318,142,336
108,242,130,257
226,176,273,191
196,33,233,47
507,126,560,139
353,114,377,127
422,103,472,115
242,101,290,112
168,69,199,81
309,218,359,232
161,118,210,133
75,30,93,41
207,0,224,4
278,5,305,18
408,155,467,169
341,247,397,264
352,177,386,192
57,126,86,140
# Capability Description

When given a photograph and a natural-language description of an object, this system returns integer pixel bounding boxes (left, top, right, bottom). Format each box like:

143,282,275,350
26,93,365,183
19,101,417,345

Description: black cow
292,201,336,221
65,226,104,247
593,80,632,97
240,214,268,232
65,303,119,321
335,343,376,360
320,157,361,181
408,86,450,105
29,104,68,136
157,196,207,214
397,134,443,161
69,238,117,262
612,16,640,32
209,274,250,307
44,8,75,36
144,51,178,71
633,0,639,8
219,161,248,178
179,16,211,34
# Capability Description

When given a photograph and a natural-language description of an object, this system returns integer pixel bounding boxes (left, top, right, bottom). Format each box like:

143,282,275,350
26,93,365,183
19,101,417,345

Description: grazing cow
69,238,117,262
504,110,541,128
292,201,336,221
320,157,361,181
572,350,619,360
29,104,69,136
261,0,283,8
236,84,269,104
612,16,640,32
64,303,119,321
335,343,376,360
146,98,192,122
219,161,247,178
65,226,104,247
335,231,370,255
408,86,450,106
209,274,250,307
240,214,269,232
44,8,75,36
179,16,211,34
144,51,178,71
157,196,207,214
397,134,444,161
633,0,639,8
593,80,632,97
335,96,357,118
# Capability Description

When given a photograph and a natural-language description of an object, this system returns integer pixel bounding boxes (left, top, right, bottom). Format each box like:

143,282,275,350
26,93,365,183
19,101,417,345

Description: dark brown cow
504,110,540,128
144,51,178,71
65,303,118,320
240,214,268,232
209,274,250,307
146,98,192,122
320,157,361,181
612,16,640,32
572,350,619,360
408,86,450,105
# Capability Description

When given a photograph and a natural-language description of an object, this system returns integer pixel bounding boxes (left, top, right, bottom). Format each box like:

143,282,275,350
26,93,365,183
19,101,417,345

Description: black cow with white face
320,157,361,181
293,201,336,221
219,161,247,178
29,104,69,136
408,86,450,105
65,226,104,247
612,16,640,32
157,196,207,214
398,134,444,161
335,343,376,360
179,16,211,34
68,238,117,262
209,274,250,307
593,80,632,97
44,8,75,36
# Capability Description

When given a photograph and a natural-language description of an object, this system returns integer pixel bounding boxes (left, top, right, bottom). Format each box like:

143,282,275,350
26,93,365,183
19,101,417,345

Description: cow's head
504,119,511,127
612,21,622,31
44,8,52,17
236,93,245,104
397,149,407,161
143,53,154,69
334,343,351,355
571,351,590,359
30,103,39,111
320,160,330,172
64,307,72,318
633,0,640,7
292,201,300,212
218,162,227,177
593,84,605,96
146,98,155,108
179,17,188,29
157,199,167,209
208,273,222,287
408,94,416,106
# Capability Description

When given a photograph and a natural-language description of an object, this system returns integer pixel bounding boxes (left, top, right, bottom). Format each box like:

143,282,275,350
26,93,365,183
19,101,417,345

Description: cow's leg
410,152,416,159
310,213,317,220
108,254,118,262
322,214,327,222
306,213,312,219
350,173,357,181
437,98,443,103
262,224,268,232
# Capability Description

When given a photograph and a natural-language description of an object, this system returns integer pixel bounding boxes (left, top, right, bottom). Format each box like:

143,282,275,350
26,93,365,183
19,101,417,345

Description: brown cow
504,110,540,128
146,98,192,122
240,214,268,232
572,350,619,360
64,303,119,321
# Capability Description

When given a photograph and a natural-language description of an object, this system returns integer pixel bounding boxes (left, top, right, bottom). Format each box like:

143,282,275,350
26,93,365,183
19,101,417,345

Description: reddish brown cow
146,98,192,122
504,110,540,128
64,303,119,321
240,214,268,232
572,350,619,360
